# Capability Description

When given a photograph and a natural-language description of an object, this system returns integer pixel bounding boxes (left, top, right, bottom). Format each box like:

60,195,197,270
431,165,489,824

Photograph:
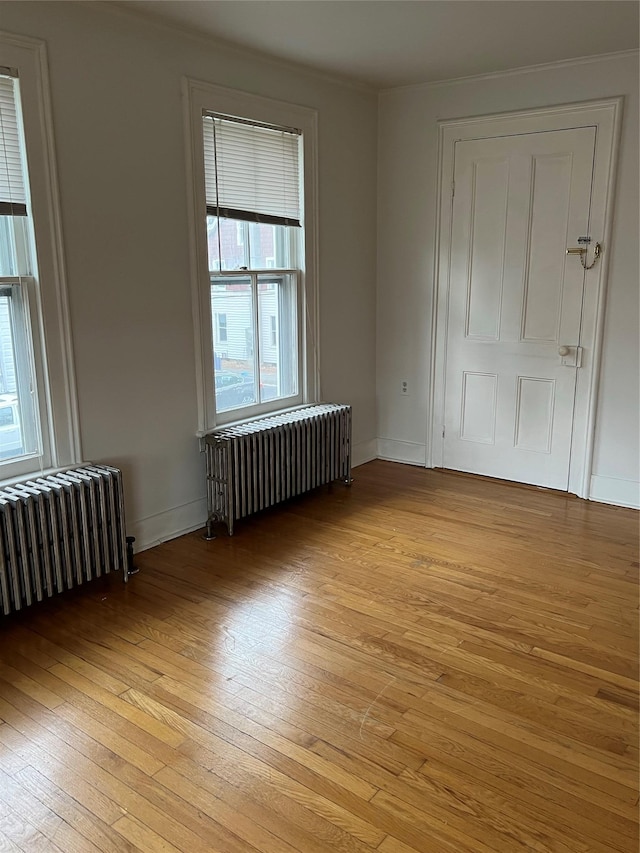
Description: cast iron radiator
0,465,129,616
204,403,352,537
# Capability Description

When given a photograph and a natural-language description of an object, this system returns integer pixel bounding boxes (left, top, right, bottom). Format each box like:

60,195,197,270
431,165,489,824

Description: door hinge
451,181,455,198
442,426,445,438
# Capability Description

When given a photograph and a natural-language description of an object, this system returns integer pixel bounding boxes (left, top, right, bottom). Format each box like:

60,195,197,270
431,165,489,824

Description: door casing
429,99,623,498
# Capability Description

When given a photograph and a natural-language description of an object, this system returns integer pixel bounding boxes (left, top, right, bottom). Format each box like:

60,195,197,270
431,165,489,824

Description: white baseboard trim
352,438,378,468
589,475,640,510
377,438,426,466
130,497,207,552
130,438,378,553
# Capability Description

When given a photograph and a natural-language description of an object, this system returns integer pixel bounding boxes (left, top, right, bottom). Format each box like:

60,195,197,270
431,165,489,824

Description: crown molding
0,28,45,52
380,48,639,96
7,5,635,99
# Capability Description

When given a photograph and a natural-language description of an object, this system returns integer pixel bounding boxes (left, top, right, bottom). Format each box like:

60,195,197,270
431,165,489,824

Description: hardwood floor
0,460,637,852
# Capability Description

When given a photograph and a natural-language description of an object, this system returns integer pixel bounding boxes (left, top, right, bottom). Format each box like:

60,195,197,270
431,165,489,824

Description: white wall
377,52,639,507
0,2,379,547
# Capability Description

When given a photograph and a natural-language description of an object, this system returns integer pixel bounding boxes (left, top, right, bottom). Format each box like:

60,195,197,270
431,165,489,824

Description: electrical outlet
401,380,409,395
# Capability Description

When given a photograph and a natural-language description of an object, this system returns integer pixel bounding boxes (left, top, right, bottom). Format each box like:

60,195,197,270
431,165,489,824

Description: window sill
0,462,86,489
196,401,318,442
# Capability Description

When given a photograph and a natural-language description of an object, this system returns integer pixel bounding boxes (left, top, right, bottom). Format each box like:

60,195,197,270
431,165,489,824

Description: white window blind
203,113,301,227
0,72,27,217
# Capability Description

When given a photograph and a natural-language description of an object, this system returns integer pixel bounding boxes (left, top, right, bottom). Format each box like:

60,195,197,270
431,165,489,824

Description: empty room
0,1,638,851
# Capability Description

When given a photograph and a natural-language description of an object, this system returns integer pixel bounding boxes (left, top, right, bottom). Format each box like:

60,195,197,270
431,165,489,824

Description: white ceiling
121,0,639,89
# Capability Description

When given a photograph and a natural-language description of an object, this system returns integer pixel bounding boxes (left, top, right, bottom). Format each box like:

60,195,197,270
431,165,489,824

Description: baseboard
589,475,640,510
130,497,207,552
130,439,378,552
352,438,378,468
377,438,426,466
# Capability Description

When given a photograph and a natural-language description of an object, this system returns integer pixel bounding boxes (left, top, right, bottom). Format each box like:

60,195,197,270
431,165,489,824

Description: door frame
428,98,623,498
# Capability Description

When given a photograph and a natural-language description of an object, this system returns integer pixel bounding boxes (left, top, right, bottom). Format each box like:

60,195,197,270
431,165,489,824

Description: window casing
0,35,79,480
185,80,318,433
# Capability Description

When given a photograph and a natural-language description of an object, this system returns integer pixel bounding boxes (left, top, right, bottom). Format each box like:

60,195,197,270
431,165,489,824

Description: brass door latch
566,242,601,270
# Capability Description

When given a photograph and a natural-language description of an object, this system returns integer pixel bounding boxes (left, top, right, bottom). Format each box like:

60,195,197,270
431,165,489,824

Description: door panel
443,127,596,489
521,153,573,342
514,377,555,453
466,158,509,340
460,371,497,443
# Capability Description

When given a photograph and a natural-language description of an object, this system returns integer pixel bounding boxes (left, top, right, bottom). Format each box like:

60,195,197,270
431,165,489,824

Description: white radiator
204,403,352,536
0,465,129,616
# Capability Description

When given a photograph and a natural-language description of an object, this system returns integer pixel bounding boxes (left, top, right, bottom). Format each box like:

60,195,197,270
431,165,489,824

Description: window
0,72,42,467
0,36,79,480
185,81,318,431
204,112,302,419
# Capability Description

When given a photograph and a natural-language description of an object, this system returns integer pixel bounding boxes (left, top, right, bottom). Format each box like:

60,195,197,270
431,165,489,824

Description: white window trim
183,78,319,434
0,30,81,477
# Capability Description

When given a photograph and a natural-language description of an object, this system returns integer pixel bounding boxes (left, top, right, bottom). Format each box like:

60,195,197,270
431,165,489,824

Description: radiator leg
344,407,353,486
126,536,139,576
203,517,216,541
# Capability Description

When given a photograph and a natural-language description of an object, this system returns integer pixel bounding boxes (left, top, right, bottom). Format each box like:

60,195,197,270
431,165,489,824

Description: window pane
0,287,39,460
258,275,297,403
248,222,291,269
0,216,30,277
211,276,256,413
0,218,16,276
207,216,247,272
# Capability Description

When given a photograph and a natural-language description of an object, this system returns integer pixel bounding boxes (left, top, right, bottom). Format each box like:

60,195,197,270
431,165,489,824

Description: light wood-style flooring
0,460,638,852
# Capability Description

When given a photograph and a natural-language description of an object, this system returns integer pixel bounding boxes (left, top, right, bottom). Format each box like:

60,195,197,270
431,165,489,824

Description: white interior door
443,127,596,489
